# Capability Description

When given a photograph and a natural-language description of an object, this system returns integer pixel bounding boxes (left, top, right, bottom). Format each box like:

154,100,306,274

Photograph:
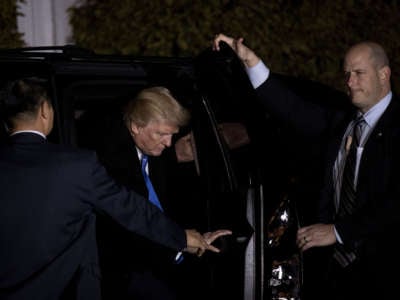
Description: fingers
203,229,232,244
195,243,220,256
297,227,307,235
193,239,219,257
296,233,312,251
296,225,313,251
200,229,232,255
196,248,205,257
195,242,221,256
204,243,220,253
185,228,233,258
212,33,259,68
212,33,236,51
296,223,337,251
186,246,209,257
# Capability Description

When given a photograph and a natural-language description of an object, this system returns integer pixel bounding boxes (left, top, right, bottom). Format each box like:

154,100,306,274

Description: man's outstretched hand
184,229,232,257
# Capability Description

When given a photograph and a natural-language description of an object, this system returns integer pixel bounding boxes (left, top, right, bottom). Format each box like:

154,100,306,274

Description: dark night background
1,0,400,92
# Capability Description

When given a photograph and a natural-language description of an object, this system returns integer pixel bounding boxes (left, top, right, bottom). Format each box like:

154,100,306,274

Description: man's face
344,46,385,112
130,120,179,156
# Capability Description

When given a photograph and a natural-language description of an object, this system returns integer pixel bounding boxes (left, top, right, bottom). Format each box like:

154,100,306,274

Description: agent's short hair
0,77,50,129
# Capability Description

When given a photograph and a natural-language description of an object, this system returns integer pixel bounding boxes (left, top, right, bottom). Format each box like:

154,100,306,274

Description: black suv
0,44,348,300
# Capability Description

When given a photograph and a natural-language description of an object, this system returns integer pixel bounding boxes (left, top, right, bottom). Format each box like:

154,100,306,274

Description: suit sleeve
255,75,332,138
86,151,187,251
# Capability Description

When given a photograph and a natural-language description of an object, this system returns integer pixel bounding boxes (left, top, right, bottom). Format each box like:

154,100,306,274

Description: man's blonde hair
123,86,190,127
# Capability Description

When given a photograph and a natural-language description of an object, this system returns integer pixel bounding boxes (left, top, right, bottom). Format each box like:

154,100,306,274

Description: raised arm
212,33,260,68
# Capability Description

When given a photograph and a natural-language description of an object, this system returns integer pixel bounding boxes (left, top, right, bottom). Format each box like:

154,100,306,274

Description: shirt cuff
334,226,343,244
245,60,270,89
175,251,184,264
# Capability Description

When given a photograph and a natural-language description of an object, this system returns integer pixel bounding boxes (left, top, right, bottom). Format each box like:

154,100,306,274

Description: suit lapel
358,97,400,179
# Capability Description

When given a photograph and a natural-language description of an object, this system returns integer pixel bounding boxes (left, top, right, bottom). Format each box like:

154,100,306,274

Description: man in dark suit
0,78,228,300
92,86,231,300
213,34,400,299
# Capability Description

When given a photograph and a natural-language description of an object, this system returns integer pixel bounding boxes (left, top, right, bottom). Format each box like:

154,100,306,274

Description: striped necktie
334,115,367,267
141,154,163,211
338,115,366,217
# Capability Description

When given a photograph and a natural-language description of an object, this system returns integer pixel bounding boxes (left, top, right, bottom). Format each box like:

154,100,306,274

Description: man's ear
38,100,54,135
379,65,391,82
129,121,140,136
39,100,51,120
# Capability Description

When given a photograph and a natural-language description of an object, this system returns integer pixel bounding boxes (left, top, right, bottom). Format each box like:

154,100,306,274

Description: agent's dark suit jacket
255,75,400,297
0,132,186,300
